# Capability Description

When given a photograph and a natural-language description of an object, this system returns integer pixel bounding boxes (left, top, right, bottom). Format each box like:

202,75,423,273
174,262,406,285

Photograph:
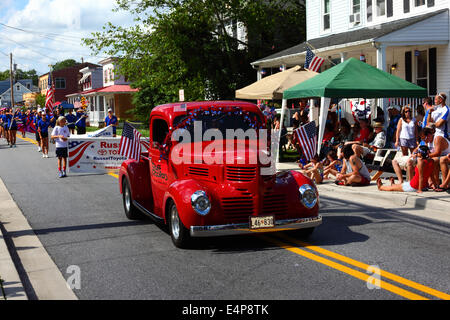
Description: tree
35,93,46,108
0,69,39,86
83,0,306,121
52,59,79,71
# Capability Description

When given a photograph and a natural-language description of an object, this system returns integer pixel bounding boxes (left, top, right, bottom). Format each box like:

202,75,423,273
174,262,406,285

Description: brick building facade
39,63,100,102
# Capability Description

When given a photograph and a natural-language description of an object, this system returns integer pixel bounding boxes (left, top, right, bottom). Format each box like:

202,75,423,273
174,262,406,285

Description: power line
0,22,85,41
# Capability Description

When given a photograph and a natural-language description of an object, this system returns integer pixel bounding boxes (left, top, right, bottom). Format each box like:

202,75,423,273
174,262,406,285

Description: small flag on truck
119,122,142,161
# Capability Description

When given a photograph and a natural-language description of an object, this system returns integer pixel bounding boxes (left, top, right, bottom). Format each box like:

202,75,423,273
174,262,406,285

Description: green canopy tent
283,57,427,154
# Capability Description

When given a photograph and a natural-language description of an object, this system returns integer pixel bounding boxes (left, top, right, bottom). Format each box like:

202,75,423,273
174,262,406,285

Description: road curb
0,177,78,300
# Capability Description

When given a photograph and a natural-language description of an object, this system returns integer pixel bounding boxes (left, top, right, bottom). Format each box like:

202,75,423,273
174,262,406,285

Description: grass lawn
86,126,150,137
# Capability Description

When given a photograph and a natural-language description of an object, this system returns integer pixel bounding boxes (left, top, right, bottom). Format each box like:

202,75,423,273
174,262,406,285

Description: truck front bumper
190,215,322,237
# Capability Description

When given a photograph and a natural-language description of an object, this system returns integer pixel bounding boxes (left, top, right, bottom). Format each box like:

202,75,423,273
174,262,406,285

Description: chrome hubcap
124,186,131,212
171,206,180,240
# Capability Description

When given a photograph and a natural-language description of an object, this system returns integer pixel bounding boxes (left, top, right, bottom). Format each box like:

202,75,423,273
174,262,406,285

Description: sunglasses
404,110,411,113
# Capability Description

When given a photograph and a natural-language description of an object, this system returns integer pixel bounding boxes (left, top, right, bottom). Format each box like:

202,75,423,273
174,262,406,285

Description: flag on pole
294,121,317,161
119,122,142,161
45,75,55,112
304,47,325,72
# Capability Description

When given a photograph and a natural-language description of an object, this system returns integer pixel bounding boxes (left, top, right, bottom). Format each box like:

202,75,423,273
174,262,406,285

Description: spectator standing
427,93,449,139
395,105,418,156
386,105,401,148
51,116,70,178
105,108,118,137
421,97,434,129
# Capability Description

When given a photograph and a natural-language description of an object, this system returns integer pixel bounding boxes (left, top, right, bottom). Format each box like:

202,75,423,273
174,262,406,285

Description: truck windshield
173,111,263,141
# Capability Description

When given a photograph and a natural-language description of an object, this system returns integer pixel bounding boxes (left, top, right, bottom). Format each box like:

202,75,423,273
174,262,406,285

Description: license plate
250,216,275,229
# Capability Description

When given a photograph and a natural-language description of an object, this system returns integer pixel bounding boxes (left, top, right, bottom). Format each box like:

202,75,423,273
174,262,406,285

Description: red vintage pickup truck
119,101,321,248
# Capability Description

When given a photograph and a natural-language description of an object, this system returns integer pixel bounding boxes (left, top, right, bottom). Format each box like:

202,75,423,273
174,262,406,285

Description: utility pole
9,53,14,109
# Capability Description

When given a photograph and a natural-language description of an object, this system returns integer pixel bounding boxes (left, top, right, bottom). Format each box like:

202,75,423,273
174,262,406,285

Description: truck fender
162,179,206,227
119,159,152,203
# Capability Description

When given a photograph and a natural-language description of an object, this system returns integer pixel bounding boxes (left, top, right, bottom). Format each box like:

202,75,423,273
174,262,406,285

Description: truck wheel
168,202,191,248
122,178,143,220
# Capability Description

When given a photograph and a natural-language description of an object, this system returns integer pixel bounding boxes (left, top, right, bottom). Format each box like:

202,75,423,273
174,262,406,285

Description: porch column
257,67,263,81
376,44,388,125
340,52,347,63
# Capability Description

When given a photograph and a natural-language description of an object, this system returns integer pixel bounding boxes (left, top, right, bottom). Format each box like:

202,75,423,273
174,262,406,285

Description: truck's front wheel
122,178,143,220
169,201,191,248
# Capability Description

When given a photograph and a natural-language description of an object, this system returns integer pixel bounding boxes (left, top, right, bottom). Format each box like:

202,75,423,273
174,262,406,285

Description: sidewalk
0,182,27,300
277,162,450,224
0,177,77,300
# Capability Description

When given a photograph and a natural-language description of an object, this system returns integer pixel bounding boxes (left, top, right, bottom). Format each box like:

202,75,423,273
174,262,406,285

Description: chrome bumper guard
190,215,322,237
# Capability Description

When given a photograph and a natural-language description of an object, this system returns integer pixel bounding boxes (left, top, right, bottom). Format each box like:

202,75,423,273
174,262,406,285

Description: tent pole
318,97,331,156
276,98,287,163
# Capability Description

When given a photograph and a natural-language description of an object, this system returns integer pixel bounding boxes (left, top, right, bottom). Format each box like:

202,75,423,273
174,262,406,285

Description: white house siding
308,0,449,40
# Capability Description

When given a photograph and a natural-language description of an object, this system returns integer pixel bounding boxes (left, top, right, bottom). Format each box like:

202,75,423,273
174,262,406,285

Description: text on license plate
250,216,275,229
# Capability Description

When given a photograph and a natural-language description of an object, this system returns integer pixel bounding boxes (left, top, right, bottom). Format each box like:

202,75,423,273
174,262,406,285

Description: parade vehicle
119,101,321,248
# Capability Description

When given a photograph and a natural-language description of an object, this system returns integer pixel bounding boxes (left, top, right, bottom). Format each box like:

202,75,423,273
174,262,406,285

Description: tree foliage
52,59,80,71
83,0,306,122
0,69,39,86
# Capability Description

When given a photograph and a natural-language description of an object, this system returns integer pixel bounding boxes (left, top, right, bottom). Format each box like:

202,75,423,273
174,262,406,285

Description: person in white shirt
427,92,449,139
51,116,70,178
395,105,418,156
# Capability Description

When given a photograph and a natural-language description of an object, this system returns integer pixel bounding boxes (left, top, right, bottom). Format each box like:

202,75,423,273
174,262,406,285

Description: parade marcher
427,92,449,139
377,145,438,193
65,109,76,135
34,108,42,152
395,105,418,156
51,116,70,178
105,108,118,137
38,112,51,158
76,108,88,135
7,108,18,148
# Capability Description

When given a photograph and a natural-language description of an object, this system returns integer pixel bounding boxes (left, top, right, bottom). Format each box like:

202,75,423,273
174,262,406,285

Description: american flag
119,122,142,161
294,121,317,161
304,47,324,72
45,75,55,112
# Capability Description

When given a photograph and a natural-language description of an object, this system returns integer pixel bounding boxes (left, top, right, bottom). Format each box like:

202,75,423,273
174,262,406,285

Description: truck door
149,117,170,217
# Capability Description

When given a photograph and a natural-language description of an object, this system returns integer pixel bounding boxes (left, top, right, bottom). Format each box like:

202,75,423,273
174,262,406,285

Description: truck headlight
299,184,317,209
191,191,211,216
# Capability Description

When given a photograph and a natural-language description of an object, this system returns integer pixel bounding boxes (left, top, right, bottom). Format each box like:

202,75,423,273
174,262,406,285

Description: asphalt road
0,133,449,300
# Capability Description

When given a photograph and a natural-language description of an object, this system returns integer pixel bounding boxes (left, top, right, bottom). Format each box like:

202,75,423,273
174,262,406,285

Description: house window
376,0,386,16
416,50,428,91
415,0,425,6
367,0,373,22
427,0,434,7
323,0,330,31
55,78,66,89
16,85,20,91
404,0,410,13
350,0,361,24
27,84,31,89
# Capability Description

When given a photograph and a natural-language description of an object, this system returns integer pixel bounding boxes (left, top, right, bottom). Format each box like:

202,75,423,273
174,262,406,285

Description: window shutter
429,48,437,95
405,51,412,82
387,0,393,17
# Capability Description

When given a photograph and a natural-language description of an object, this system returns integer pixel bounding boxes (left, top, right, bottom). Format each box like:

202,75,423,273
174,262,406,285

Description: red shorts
351,175,370,186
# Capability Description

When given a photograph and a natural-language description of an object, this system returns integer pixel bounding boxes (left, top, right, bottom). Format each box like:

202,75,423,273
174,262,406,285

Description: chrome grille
222,196,254,222
226,166,257,182
262,192,288,217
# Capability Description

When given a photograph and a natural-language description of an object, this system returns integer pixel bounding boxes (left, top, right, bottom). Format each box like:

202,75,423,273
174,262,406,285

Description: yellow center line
261,235,428,300
16,134,39,146
108,173,119,179
275,233,450,300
